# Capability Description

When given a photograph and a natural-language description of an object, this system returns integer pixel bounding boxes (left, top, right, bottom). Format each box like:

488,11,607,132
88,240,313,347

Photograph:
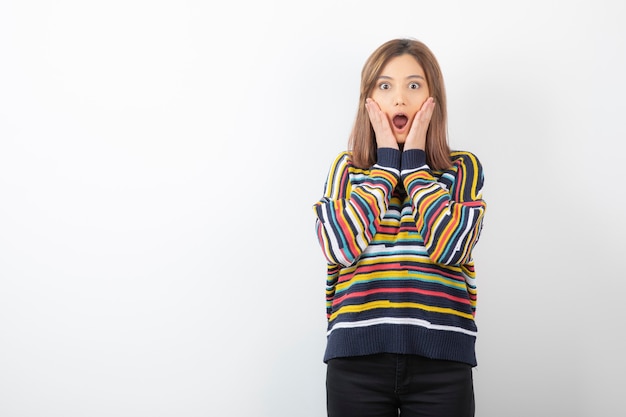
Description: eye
409,82,420,90
378,82,391,90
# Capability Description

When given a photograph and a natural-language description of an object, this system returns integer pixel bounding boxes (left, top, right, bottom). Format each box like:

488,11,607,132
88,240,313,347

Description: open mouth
392,114,408,129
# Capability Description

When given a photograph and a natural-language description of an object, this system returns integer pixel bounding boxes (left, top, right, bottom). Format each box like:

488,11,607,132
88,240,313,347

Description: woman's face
370,54,430,144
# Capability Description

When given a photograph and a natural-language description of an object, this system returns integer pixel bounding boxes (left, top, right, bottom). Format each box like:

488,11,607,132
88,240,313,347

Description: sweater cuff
402,149,427,170
376,147,401,171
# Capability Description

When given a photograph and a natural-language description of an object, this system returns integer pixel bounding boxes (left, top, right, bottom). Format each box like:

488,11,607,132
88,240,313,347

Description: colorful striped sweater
313,147,486,366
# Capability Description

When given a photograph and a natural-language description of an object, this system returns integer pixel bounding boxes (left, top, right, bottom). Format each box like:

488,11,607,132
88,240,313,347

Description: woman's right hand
365,98,399,150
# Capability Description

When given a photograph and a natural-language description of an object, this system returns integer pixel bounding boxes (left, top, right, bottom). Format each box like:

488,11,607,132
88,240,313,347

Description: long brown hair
348,38,452,171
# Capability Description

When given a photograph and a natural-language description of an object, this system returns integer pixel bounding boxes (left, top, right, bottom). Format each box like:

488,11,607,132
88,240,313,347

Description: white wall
1,1,625,416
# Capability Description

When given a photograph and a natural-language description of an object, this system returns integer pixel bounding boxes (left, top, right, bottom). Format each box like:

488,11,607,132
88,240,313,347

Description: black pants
326,353,475,417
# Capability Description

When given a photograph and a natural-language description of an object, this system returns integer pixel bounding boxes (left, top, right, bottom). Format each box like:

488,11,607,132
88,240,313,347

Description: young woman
313,38,487,417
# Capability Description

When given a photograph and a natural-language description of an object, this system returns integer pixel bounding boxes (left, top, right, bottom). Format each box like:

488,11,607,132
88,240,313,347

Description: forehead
379,54,425,77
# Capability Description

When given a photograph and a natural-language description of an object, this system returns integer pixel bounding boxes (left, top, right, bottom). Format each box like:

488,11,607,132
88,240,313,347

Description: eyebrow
378,75,426,81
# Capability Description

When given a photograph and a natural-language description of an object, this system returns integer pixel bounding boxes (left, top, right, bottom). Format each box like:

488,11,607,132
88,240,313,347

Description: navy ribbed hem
323,324,477,367
376,147,401,171
402,149,427,170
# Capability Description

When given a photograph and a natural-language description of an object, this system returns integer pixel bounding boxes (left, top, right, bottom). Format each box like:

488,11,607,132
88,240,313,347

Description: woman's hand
365,98,398,150
403,97,436,151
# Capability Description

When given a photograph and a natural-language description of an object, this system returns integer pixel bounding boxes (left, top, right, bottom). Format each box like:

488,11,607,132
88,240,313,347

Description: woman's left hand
404,97,436,151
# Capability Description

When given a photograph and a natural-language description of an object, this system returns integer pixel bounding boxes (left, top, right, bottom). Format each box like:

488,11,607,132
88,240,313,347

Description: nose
394,93,405,106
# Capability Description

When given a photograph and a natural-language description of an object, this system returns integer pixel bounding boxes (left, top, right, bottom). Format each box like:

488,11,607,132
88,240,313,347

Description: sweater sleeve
401,149,486,266
313,148,401,267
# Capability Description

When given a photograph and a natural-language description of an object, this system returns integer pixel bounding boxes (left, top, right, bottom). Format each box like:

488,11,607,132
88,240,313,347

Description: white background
1,1,625,416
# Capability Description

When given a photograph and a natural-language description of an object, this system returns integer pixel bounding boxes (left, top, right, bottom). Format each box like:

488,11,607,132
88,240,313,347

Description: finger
412,98,434,127
366,98,385,130
366,98,381,118
365,98,378,124
421,97,435,121
366,99,398,148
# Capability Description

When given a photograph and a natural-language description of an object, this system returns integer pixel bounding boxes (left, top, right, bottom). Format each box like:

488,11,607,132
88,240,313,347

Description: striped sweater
313,147,486,366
